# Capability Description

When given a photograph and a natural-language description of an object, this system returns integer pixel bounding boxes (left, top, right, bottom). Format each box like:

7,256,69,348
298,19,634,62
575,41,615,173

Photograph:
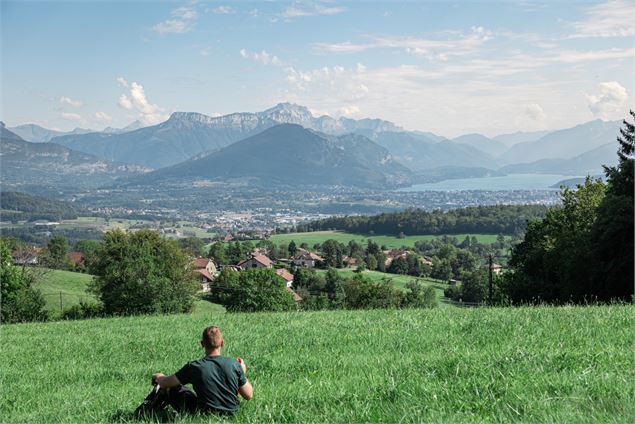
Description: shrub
210,268,296,313
0,240,48,323
89,229,199,316
402,280,437,308
61,301,104,320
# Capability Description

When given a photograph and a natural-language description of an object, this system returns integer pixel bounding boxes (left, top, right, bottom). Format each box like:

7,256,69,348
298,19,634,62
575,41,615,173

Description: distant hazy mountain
103,120,145,134
451,133,508,157
375,131,499,171
0,123,149,192
8,124,93,143
493,130,552,147
51,103,401,168
126,124,413,189
500,120,621,164
500,141,618,176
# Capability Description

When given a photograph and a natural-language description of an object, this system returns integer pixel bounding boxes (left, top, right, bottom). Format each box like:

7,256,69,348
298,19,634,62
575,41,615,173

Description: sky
1,0,633,137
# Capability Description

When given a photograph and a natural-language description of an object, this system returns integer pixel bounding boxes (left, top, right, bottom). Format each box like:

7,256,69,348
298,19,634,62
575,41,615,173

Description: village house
293,251,323,268
11,247,41,265
68,251,85,268
287,287,302,302
275,268,294,288
237,254,273,269
191,257,217,292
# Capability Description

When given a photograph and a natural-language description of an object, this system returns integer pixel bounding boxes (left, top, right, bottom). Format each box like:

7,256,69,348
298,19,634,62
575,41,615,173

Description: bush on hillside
61,301,105,320
209,268,296,313
89,229,199,316
402,280,437,308
0,239,48,323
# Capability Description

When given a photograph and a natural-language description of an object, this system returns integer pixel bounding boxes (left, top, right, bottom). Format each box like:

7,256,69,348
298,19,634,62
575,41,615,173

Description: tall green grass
1,305,632,423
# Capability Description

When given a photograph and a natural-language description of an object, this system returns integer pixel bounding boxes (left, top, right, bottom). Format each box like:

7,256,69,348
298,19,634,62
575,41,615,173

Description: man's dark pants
165,386,233,416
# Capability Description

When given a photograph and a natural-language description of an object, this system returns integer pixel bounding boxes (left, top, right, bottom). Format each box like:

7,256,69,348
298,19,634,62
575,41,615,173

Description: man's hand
237,357,247,374
151,373,165,386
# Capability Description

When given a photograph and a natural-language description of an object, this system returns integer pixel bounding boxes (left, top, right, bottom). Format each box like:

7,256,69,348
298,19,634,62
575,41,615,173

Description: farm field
0,216,213,240
34,269,222,318
1,305,632,423
315,268,449,306
269,231,507,249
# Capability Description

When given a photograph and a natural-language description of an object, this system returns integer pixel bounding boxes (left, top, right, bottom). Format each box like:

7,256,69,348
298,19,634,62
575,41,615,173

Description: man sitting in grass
150,326,253,415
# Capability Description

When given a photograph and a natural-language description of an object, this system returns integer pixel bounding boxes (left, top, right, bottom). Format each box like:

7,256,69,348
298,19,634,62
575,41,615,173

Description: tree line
300,204,548,236
500,112,634,303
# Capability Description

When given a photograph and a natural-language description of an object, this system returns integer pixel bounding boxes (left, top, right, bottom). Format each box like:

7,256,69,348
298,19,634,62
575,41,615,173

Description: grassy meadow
34,269,223,318
269,231,507,249
1,305,633,423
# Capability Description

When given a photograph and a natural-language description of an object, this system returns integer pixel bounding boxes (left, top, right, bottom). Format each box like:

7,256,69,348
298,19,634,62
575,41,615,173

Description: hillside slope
0,123,149,191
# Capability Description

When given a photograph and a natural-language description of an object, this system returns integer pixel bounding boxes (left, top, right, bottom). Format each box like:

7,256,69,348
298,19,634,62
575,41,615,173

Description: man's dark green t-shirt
175,355,247,414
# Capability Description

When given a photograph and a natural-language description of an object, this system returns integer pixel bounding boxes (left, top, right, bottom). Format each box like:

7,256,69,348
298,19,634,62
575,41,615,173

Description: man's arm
236,358,253,400
239,381,253,400
152,373,181,389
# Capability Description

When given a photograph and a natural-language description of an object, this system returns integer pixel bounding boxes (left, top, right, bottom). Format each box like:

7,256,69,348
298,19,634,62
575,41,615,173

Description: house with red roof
190,257,217,292
293,251,323,268
237,254,273,269
275,268,294,288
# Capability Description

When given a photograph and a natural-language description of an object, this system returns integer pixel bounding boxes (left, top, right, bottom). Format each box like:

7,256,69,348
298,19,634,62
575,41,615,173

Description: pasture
34,269,223,318
1,305,632,423
269,231,506,249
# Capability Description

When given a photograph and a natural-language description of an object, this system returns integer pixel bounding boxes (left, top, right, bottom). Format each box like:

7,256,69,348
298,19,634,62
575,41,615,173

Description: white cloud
337,105,361,117
117,78,167,124
61,112,82,121
314,26,492,60
171,6,198,20
153,4,198,34
153,20,192,34
586,81,629,120
116,76,129,88
524,103,546,121
240,49,283,66
569,0,635,38
280,3,347,19
210,5,234,14
200,47,212,56
95,111,113,123
118,94,133,109
59,96,83,107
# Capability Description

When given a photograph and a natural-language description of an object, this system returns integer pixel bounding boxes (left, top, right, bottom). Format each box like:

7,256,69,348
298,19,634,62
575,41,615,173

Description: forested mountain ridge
305,204,549,235
0,123,150,192
123,124,414,189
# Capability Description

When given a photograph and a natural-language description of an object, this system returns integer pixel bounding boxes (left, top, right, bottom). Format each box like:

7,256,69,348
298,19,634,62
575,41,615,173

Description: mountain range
2,103,625,191
125,124,413,189
0,123,149,192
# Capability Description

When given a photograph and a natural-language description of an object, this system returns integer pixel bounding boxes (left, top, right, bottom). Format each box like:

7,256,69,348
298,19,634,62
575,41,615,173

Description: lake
397,173,583,191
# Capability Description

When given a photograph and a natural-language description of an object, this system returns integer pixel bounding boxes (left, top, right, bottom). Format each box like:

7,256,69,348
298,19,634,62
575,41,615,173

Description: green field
269,231,506,249
1,305,632,423
34,269,222,318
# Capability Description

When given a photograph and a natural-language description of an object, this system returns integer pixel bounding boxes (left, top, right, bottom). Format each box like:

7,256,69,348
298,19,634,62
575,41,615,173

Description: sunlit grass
1,305,632,423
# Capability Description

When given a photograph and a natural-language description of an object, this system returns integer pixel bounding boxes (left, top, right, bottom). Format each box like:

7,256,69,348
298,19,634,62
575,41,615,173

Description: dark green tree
402,280,437,308
288,240,297,257
90,229,199,315
211,268,296,312
43,235,70,269
178,237,205,257
0,239,47,323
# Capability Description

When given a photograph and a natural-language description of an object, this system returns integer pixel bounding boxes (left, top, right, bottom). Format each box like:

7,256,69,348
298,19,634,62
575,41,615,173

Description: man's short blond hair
202,326,223,350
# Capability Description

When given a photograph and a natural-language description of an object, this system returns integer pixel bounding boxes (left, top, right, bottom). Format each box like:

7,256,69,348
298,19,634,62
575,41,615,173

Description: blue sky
1,0,633,137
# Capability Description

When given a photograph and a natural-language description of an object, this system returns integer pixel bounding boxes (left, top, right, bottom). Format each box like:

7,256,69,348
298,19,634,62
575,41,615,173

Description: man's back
175,355,247,414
